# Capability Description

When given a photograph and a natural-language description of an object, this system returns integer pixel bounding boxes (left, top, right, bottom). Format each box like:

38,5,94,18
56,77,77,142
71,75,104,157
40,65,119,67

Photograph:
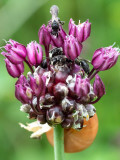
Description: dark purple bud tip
29,109,37,119
61,98,76,113
61,114,74,129
46,106,64,125
93,74,106,98
55,71,69,84
41,94,55,105
53,83,69,101
37,114,46,124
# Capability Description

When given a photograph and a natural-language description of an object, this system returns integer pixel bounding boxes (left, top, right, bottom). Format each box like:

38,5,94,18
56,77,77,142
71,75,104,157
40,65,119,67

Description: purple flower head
5,59,24,78
93,74,106,98
1,39,27,64
27,41,43,67
38,24,51,48
74,75,90,99
50,26,67,48
69,19,91,43
15,75,33,104
29,73,46,97
92,46,120,71
63,35,82,60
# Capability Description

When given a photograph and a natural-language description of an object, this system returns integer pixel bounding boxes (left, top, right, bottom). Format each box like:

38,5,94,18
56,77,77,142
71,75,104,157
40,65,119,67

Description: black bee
49,48,71,66
75,58,90,75
40,59,47,69
51,20,60,37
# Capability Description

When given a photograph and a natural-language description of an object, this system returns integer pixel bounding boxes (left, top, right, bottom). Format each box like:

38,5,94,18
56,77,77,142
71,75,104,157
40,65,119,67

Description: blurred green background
0,0,120,160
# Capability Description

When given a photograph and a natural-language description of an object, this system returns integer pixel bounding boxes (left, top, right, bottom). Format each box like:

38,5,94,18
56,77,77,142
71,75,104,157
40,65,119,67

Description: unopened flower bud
15,75,33,104
61,114,74,129
69,19,91,43
37,110,46,124
40,94,55,105
29,73,46,97
29,109,37,119
92,46,120,71
38,24,51,47
93,75,105,98
63,35,82,60
55,71,69,84
46,106,64,124
53,83,68,100
61,98,76,113
5,59,24,78
51,26,66,48
1,39,27,64
74,75,90,99
27,41,43,67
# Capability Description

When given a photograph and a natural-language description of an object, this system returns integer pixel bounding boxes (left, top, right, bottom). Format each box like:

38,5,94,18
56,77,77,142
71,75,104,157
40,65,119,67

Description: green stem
54,125,64,160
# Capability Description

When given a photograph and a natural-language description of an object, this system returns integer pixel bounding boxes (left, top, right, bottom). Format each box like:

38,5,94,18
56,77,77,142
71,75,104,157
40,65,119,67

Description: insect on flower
0,4,120,157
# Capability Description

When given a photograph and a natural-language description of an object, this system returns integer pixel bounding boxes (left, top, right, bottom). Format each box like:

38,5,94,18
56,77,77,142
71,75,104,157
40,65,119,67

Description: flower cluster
1,5,120,132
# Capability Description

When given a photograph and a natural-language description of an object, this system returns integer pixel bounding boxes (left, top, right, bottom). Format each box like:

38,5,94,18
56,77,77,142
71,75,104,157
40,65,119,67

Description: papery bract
92,46,119,71
5,59,24,78
27,41,43,67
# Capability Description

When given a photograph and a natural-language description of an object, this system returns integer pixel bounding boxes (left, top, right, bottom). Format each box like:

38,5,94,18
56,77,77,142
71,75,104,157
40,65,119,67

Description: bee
75,58,91,75
49,47,67,66
50,5,64,37
40,59,47,69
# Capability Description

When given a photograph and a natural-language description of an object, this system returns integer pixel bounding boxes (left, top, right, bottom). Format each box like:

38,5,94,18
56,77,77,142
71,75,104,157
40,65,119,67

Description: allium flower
1,39,27,64
74,75,90,99
29,73,46,97
92,46,120,71
50,26,67,48
63,35,83,60
27,41,43,67
5,59,24,78
15,75,33,104
69,19,91,43
93,75,106,98
38,24,51,48
1,4,120,158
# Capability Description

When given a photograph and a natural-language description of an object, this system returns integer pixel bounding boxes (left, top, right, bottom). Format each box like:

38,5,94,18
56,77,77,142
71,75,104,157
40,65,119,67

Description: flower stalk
54,125,64,160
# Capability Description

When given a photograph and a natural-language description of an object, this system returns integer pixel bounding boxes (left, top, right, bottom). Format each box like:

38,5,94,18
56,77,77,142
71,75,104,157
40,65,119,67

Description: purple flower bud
38,24,51,47
69,19,91,43
37,110,46,124
15,75,33,104
29,73,46,97
51,26,67,48
61,98,76,113
63,35,82,60
5,59,24,78
61,114,74,129
1,39,27,64
27,41,43,67
29,109,37,119
92,46,120,71
46,106,64,125
74,75,90,99
53,83,69,101
93,75,106,98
